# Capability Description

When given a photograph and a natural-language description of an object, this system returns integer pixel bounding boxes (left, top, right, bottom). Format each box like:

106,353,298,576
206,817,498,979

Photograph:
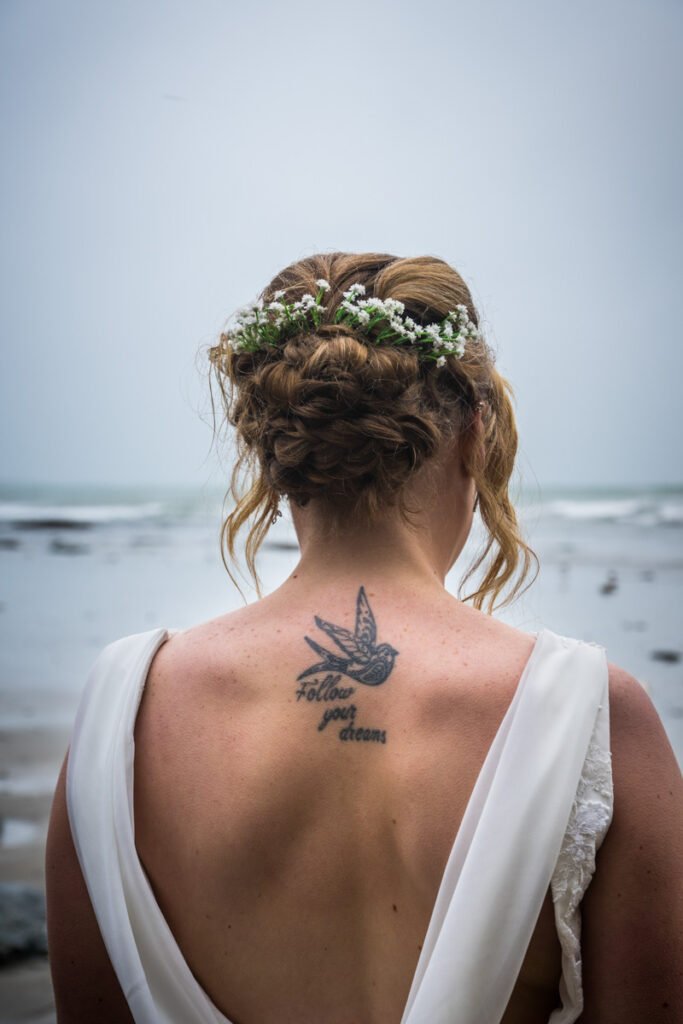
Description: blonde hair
208,251,538,613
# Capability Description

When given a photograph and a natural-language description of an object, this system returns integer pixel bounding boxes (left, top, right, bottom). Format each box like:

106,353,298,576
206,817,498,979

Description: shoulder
133,609,261,788
605,659,680,801
580,660,683,1018
144,608,257,702
434,600,539,660
606,659,663,735
601,659,681,877
132,609,279,880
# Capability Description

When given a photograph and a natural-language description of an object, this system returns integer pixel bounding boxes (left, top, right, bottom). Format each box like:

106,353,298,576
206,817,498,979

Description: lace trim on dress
548,719,613,1023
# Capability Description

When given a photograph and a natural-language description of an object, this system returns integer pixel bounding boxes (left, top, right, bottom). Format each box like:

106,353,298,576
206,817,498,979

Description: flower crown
221,280,480,367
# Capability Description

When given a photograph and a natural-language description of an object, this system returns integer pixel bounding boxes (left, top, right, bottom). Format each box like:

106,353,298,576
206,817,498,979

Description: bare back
133,583,563,1024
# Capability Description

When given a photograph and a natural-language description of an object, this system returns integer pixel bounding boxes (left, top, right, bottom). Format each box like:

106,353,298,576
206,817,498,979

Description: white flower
345,282,366,298
224,282,476,364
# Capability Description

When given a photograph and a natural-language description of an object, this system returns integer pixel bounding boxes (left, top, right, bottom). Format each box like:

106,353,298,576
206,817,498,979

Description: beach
0,482,681,1022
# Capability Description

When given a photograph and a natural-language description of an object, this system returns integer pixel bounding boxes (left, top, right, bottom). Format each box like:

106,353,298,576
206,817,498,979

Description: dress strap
67,628,230,1024
402,630,609,1024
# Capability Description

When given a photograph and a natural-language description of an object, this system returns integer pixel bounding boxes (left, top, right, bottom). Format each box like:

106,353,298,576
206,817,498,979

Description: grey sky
1,0,681,489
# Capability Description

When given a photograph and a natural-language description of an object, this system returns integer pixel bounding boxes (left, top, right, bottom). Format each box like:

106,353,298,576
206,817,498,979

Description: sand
0,725,66,1023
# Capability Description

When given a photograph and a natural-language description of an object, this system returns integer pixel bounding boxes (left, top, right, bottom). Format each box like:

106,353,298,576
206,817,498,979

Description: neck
286,502,465,596
276,443,478,598
294,516,448,589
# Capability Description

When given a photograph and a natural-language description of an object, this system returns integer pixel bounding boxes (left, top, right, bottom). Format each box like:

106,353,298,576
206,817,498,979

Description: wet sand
0,724,66,1024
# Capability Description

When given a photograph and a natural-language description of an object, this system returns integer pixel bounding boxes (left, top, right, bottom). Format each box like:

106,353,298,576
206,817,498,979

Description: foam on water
0,818,43,849
0,770,59,798
1,484,680,532
0,713,75,731
541,495,683,526
0,501,164,527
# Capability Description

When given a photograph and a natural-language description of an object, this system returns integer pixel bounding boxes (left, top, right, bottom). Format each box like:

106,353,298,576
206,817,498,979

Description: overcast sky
1,0,681,491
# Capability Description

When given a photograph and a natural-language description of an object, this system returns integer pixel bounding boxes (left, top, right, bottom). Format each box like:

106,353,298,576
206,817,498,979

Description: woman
46,252,682,1023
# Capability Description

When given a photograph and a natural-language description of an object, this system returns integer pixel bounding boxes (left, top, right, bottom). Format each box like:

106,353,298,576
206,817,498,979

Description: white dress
66,626,613,1024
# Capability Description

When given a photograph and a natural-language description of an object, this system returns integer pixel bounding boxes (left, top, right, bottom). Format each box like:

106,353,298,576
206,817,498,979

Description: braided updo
208,252,537,613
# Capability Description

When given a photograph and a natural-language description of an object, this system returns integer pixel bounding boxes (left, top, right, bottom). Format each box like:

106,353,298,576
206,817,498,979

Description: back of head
209,251,537,612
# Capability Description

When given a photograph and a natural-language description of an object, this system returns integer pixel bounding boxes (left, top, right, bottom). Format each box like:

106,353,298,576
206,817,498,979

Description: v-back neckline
128,625,550,1024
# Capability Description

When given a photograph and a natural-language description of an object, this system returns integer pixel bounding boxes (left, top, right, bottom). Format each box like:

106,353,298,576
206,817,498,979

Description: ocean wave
0,819,43,849
540,497,683,526
0,769,59,798
659,503,683,526
0,501,165,529
0,713,75,731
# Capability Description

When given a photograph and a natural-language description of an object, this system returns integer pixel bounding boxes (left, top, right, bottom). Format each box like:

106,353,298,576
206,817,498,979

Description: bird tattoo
297,586,399,686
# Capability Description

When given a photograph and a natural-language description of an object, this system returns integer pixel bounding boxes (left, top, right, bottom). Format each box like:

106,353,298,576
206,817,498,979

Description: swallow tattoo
297,586,399,686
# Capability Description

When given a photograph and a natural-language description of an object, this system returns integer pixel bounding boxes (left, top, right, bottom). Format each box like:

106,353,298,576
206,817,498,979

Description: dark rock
13,519,92,531
48,538,89,555
0,883,47,964
651,649,681,664
599,571,618,595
